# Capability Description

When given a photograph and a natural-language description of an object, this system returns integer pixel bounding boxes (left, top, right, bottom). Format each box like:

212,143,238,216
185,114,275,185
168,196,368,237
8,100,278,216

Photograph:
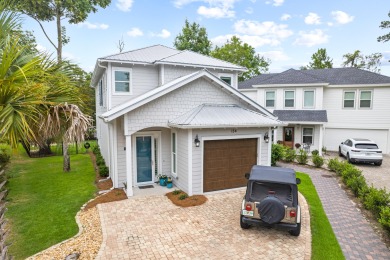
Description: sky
21,0,390,76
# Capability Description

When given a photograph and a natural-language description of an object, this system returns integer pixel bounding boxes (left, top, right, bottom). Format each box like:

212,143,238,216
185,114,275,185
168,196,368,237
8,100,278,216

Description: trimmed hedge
312,154,324,168
327,159,390,233
92,145,109,177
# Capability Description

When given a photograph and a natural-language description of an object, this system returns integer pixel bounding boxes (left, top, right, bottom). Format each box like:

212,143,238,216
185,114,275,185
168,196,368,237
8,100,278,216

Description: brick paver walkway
278,162,390,260
97,189,311,259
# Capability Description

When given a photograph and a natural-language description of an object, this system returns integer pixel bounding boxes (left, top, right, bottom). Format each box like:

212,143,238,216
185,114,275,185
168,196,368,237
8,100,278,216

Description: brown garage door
204,138,258,192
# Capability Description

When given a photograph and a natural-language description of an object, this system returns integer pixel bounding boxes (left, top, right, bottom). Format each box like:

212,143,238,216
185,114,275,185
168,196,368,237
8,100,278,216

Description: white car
339,138,382,166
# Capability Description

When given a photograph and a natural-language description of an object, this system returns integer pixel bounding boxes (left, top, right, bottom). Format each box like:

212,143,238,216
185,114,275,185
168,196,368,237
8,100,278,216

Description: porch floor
131,183,177,198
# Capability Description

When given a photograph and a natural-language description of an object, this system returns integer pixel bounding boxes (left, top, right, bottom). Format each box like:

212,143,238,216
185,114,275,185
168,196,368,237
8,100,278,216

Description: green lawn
297,172,344,260
5,151,96,259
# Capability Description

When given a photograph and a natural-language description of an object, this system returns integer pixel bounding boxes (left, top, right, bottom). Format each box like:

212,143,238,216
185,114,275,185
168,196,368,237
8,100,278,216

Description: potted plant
167,177,173,188
159,175,167,186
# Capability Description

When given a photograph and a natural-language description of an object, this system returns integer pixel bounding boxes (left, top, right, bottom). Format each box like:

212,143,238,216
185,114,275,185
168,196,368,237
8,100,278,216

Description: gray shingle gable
273,110,328,122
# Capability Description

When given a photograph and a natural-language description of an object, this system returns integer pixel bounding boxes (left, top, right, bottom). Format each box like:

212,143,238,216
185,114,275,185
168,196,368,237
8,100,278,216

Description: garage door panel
204,138,258,192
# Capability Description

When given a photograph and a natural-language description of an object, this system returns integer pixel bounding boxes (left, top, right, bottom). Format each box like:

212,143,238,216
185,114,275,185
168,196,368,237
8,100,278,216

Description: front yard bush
346,175,368,197
312,155,324,168
271,143,284,166
311,149,319,156
283,148,296,162
296,149,308,164
363,187,390,218
99,165,109,177
340,164,362,183
379,206,390,232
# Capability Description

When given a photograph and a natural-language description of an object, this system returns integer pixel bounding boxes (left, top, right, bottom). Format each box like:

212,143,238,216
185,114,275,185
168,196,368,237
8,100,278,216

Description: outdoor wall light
264,132,270,143
194,135,200,147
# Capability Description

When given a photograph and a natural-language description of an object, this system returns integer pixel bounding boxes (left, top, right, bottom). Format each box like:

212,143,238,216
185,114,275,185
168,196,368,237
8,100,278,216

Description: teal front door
136,136,153,183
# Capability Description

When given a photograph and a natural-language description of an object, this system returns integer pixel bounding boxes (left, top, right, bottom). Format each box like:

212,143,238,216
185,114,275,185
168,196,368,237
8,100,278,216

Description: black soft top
249,165,297,185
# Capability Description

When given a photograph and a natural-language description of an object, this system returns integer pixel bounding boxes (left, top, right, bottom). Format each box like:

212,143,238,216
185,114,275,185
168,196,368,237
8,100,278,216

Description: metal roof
238,68,390,89
249,165,297,185
99,44,245,71
273,110,328,123
168,104,285,129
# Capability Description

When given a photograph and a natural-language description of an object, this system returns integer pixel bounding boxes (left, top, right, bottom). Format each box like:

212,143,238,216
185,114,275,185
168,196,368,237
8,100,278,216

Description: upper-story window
359,90,372,108
219,73,233,85
284,90,295,108
98,79,103,106
265,91,275,108
343,90,355,108
304,90,315,108
113,67,132,94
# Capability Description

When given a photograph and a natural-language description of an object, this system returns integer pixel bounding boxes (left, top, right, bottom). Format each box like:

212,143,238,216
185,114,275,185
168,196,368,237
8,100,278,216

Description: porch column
125,134,133,197
187,129,193,196
273,127,278,144
319,125,324,156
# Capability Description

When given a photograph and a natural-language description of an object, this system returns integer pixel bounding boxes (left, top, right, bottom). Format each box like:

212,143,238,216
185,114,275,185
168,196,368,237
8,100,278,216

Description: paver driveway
96,189,311,259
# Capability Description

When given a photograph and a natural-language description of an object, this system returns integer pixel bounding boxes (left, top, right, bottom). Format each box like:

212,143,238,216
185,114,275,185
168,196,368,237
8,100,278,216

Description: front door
284,127,294,149
136,136,153,184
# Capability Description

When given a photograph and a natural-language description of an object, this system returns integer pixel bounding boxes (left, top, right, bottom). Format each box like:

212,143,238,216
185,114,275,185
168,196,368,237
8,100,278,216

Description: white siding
174,129,188,192
110,65,159,108
116,117,126,187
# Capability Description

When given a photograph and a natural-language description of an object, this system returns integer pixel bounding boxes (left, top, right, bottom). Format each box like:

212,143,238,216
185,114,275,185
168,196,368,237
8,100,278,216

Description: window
221,76,232,85
302,128,313,145
171,132,177,175
343,91,355,108
304,90,315,108
113,68,132,93
265,91,275,107
359,90,372,108
284,90,295,108
99,79,103,106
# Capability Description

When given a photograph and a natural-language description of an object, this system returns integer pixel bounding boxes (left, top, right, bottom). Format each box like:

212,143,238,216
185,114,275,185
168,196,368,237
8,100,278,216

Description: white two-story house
91,45,284,197
239,68,390,155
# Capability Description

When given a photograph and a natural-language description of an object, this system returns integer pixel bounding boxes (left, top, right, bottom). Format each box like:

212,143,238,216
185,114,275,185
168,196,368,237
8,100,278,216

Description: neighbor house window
284,90,295,108
343,91,355,108
113,67,132,93
302,127,314,145
359,90,372,108
265,91,275,107
171,132,177,175
99,79,103,106
304,90,315,108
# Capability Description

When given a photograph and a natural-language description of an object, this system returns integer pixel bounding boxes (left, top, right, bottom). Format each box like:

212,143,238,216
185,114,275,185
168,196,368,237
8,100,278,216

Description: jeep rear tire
240,215,250,229
258,196,285,225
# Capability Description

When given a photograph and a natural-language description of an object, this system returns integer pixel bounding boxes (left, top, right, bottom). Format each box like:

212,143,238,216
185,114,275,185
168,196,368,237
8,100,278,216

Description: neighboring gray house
239,68,390,155
91,45,284,197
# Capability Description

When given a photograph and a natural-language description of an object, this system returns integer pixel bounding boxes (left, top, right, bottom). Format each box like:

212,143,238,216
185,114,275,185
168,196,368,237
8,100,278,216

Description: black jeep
240,165,301,236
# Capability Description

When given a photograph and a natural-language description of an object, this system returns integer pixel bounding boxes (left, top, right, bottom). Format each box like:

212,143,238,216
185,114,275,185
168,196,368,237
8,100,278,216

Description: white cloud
150,29,171,38
116,0,134,12
127,27,143,37
331,10,354,24
36,44,47,52
197,5,235,18
304,12,321,25
293,29,329,47
234,19,293,39
173,0,238,18
260,50,290,61
78,21,109,30
280,14,291,21
266,0,284,6
245,7,253,14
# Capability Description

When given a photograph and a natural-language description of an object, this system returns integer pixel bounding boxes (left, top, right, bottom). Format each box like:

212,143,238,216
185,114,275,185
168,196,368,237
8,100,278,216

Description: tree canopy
301,48,333,70
211,36,270,81
14,0,111,62
174,19,212,55
342,50,382,73
378,11,390,43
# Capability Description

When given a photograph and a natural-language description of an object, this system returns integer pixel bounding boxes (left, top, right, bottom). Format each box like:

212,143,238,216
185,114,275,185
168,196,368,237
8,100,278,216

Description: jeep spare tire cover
258,196,285,224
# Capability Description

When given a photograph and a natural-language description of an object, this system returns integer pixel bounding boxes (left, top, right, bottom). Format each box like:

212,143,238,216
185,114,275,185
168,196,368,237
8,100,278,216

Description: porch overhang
273,110,328,124
168,104,286,129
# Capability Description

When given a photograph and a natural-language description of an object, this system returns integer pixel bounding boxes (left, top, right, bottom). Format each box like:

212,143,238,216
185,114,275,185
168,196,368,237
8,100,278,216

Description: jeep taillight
289,210,296,217
245,203,252,211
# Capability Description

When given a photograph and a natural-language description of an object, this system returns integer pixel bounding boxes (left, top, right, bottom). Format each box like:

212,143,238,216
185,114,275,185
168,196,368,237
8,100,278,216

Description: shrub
283,148,296,162
178,193,188,200
346,175,368,197
363,187,390,218
96,156,105,166
295,143,301,149
312,155,324,168
327,158,350,176
172,189,181,195
341,165,362,182
322,146,327,155
99,165,109,177
0,153,10,164
271,144,285,166
379,206,390,232
92,145,100,155
311,149,319,156
296,149,308,164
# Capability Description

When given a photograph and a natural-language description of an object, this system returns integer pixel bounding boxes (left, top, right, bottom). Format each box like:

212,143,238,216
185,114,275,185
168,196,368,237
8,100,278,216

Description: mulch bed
84,189,128,210
97,179,113,190
166,191,207,207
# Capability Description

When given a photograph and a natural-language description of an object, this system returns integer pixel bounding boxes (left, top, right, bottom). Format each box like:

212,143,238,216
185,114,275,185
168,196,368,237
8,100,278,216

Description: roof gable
100,69,275,122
